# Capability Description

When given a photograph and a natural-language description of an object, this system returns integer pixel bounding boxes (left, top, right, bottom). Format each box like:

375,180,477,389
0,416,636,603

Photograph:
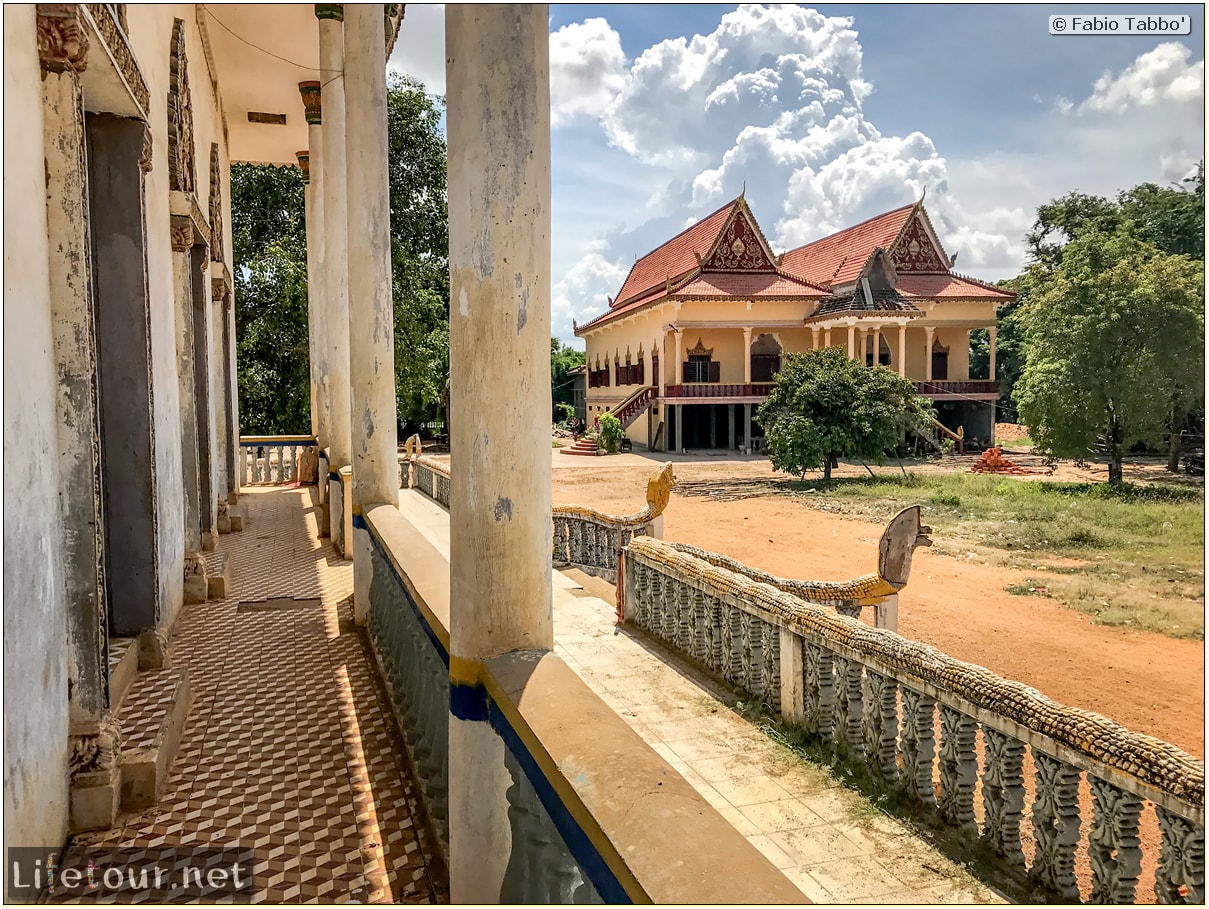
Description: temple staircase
560,437,603,457
610,385,656,430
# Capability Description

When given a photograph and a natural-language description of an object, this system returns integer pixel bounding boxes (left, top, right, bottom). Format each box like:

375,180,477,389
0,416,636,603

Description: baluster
272,445,283,482
659,575,677,644
240,446,248,486
861,670,898,779
760,620,779,712
803,642,835,741
706,596,723,673
981,727,1026,865
252,447,263,483
898,687,936,805
643,565,660,631
552,518,567,565
937,706,978,835
675,581,692,655
832,656,863,752
633,561,650,628
1029,751,1082,900
1087,776,1143,903
723,605,743,688
1154,806,1204,904
687,584,706,664
740,612,761,696
604,528,617,575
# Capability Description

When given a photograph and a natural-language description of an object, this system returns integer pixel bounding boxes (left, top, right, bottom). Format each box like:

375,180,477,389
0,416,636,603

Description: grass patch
780,472,1204,639
552,440,564,449
1006,581,1052,597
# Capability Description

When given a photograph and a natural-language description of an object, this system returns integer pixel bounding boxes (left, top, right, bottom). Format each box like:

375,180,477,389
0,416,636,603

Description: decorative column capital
170,215,194,251
296,151,310,184
138,125,154,174
298,80,322,125
315,4,344,21
37,4,89,74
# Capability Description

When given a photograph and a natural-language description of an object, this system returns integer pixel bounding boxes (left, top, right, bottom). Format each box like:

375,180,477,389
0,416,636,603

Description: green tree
756,349,935,480
232,76,450,437
231,164,310,435
1014,232,1204,485
550,338,585,421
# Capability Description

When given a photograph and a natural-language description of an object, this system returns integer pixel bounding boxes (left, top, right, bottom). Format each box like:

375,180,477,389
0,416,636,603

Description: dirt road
550,453,1206,756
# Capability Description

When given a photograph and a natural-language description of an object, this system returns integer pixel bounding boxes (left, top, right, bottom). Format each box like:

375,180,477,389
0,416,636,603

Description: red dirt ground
551,458,1206,758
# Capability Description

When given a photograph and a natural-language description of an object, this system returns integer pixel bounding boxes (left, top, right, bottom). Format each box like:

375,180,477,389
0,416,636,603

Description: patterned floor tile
59,487,445,904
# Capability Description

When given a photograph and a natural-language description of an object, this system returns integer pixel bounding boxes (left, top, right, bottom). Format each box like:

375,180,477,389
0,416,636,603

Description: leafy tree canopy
233,76,449,437
1014,231,1205,484
756,349,935,480
551,338,585,421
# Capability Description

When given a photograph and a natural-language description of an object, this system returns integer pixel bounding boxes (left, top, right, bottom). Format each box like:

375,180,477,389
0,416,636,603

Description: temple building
575,195,1013,452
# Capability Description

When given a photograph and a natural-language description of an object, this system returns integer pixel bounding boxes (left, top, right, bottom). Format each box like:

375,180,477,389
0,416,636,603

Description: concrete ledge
364,504,451,652
484,651,805,904
119,668,191,811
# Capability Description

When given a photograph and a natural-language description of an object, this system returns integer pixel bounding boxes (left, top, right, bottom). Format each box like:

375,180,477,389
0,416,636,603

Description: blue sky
391,4,1205,347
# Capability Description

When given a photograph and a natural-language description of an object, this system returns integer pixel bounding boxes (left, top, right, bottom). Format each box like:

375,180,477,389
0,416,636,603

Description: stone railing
622,535,1205,904
663,382,775,399
410,456,451,508
362,503,803,903
239,435,318,486
551,462,674,584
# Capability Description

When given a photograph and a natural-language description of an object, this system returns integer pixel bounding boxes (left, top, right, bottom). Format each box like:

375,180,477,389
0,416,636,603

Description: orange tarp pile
969,447,1031,475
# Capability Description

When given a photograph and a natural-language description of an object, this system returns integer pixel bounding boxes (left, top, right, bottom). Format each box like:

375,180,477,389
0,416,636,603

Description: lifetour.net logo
6,847,256,903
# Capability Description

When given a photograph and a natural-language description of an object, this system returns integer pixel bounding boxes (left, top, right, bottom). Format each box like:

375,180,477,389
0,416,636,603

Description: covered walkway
57,487,446,904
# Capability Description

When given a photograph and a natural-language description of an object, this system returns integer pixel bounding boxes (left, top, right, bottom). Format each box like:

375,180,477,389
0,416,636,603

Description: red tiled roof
780,203,914,287
897,274,1015,299
611,200,738,308
673,272,826,298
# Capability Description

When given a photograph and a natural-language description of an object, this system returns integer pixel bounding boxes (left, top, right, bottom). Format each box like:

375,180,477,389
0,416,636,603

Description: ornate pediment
702,209,776,272
891,214,948,274
687,338,713,357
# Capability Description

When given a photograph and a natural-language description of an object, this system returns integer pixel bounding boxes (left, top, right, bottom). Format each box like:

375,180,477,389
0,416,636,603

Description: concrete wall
3,2,70,857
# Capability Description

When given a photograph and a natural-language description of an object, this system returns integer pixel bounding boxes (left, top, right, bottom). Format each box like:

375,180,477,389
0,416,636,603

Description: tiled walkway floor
399,488,1003,905
62,487,446,904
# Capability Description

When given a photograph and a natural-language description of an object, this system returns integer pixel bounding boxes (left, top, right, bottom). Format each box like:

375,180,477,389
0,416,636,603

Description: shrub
597,413,624,454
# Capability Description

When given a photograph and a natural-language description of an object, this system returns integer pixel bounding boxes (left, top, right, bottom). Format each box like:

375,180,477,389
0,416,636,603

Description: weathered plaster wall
3,2,70,856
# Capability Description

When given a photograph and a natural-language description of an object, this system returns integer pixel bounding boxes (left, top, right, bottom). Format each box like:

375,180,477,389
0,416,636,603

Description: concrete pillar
225,295,240,502
674,328,683,384
43,63,107,722
743,403,752,454
346,4,399,624
318,5,353,549
446,6,552,901
728,404,736,450
898,323,907,377
989,325,997,380
675,404,683,452
709,405,717,448
964,329,972,381
925,326,935,381
742,326,752,384
811,326,820,350
846,324,855,359
824,326,831,348
171,230,202,552
872,326,881,366
299,79,328,449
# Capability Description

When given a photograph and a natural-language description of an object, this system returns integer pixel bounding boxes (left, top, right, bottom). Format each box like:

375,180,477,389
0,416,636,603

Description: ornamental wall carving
167,18,195,194
891,216,948,274
703,211,775,271
37,4,89,74
170,216,194,252
85,3,148,115
298,81,322,125
69,713,123,777
138,124,153,174
208,143,223,263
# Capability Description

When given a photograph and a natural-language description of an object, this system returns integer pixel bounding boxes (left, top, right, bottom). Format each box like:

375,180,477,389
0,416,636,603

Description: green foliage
1014,231,1205,484
232,76,449,437
231,164,310,435
551,338,585,421
554,402,575,425
597,412,624,453
755,349,935,480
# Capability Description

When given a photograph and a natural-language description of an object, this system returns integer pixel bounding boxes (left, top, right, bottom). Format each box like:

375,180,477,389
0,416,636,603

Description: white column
447,6,551,902
674,328,684,384
346,4,399,624
989,325,998,380
318,5,352,550
824,326,831,348
871,325,881,366
898,323,907,377
925,326,935,381
847,323,855,359
300,80,328,450
811,326,820,350
742,326,752,384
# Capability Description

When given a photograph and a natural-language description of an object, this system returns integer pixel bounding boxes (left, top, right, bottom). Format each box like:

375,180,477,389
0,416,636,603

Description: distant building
565,364,587,424
575,195,1012,452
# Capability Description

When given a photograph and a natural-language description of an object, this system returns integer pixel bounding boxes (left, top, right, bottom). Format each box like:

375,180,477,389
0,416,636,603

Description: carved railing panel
621,536,1205,904
239,436,316,486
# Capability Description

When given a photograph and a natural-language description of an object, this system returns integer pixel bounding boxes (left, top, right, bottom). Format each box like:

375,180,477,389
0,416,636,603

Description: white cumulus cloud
1082,42,1205,113
550,18,627,126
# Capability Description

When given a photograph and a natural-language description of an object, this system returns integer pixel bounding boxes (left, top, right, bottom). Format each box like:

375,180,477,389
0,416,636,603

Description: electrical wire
201,5,343,90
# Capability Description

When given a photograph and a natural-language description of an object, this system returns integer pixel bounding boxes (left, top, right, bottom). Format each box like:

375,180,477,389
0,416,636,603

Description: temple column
675,404,683,453
346,4,399,625
925,326,935,381
299,81,327,450
446,5,552,901
823,326,831,348
728,405,736,450
742,325,752,385
674,327,684,384
318,4,353,553
871,325,881,366
744,403,753,454
898,323,907,377
847,323,855,359
988,325,997,380
811,326,820,350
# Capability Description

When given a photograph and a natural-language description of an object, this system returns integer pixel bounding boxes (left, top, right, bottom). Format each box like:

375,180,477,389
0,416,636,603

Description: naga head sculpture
645,462,676,519
402,433,422,457
878,505,932,589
